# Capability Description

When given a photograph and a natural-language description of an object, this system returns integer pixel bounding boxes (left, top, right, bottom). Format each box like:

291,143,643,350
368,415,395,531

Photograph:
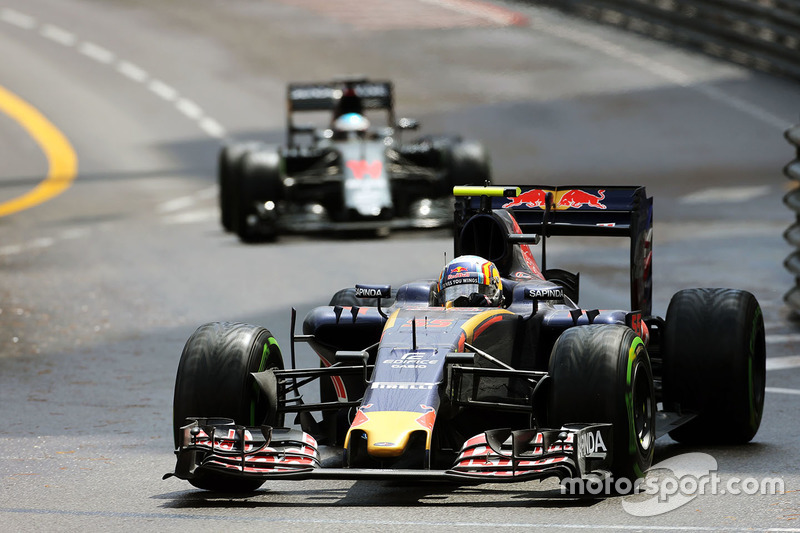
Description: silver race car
218,77,492,241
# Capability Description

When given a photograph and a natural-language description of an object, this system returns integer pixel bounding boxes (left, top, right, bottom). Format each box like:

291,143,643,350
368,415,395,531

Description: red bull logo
448,264,473,281
416,405,436,431
503,188,549,208
558,189,606,209
349,404,373,428
503,188,607,210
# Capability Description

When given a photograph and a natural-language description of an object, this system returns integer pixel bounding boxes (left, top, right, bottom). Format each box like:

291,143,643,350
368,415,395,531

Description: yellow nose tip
345,410,434,458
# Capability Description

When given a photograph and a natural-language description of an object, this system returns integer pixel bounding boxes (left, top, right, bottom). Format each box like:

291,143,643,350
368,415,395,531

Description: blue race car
168,185,765,492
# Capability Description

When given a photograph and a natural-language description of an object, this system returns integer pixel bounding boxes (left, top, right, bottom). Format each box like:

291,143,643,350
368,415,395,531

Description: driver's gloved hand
453,293,492,307
468,293,492,307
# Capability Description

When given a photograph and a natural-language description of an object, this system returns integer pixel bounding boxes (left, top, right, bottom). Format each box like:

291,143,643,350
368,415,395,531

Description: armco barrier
525,0,800,82
784,123,800,310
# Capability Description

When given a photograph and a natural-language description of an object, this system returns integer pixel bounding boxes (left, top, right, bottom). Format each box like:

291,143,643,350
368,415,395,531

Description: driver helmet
332,112,370,134
437,255,503,307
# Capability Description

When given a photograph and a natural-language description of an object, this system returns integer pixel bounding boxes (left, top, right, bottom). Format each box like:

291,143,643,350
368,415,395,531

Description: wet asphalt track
0,0,798,531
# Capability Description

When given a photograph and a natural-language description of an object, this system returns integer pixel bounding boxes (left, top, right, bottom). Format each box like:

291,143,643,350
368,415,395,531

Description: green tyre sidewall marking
548,325,654,481
250,337,281,425
662,288,765,444
172,322,286,492
625,336,648,478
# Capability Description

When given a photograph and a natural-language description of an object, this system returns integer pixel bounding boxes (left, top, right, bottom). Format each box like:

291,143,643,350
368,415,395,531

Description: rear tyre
173,322,285,492
447,140,491,190
548,324,655,481
236,148,283,243
662,288,765,444
328,288,360,307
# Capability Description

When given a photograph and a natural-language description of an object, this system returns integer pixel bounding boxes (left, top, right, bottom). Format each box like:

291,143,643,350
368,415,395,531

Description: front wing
166,418,613,485
252,198,453,234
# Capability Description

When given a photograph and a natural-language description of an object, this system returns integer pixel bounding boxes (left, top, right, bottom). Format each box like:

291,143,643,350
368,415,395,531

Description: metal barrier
525,0,800,81
784,123,800,310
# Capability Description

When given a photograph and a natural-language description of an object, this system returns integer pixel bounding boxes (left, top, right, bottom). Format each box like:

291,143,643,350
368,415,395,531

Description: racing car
218,77,492,241
167,185,766,493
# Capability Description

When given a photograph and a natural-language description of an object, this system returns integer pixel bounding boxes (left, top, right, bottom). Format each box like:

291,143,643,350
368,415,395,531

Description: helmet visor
442,281,499,305
442,283,481,304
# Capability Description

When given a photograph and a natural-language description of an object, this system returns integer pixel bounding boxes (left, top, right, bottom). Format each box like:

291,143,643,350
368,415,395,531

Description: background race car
167,185,766,494
218,77,492,241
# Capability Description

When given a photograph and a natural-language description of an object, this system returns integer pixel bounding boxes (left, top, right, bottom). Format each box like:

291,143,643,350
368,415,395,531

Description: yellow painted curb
0,84,78,217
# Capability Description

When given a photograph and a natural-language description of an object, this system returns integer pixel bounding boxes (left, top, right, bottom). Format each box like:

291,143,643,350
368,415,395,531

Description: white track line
162,208,218,225
147,79,178,102
766,355,800,371
28,237,55,249
158,195,196,214
40,24,76,46
1,7,227,144
0,7,231,247
176,98,203,120
417,0,526,26
766,333,800,344
194,186,218,200
526,17,790,130
59,228,91,240
680,186,772,205
116,61,148,82
694,84,789,130
0,244,24,256
199,117,226,139
2,508,800,531
766,387,800,395
79,41,114,64
157,187,218,214
0,8,36,29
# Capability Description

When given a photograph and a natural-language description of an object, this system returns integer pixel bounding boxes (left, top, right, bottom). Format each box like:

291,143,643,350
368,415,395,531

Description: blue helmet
437,255,503,307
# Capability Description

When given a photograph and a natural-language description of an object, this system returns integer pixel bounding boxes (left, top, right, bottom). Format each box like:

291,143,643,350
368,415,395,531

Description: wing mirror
355,284,391,319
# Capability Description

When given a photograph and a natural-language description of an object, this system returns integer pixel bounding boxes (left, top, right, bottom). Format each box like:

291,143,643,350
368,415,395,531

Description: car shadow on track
154,480,604,509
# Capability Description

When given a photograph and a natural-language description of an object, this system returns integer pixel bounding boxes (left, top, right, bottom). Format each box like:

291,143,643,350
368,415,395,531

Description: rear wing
453,185,653,315
286,78,395,145
287,80,394,112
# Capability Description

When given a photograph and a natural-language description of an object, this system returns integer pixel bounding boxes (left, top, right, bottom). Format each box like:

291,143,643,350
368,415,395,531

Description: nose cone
345,410,434,458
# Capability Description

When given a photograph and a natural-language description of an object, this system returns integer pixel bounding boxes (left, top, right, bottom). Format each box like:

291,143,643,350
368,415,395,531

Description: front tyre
219,142,263,233
236,148,283,243
548,324,655,481
662,288,766,444
172,322,285,492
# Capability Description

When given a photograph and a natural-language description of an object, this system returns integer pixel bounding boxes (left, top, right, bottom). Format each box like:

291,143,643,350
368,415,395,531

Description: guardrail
784,123,800,310
525,0,800,82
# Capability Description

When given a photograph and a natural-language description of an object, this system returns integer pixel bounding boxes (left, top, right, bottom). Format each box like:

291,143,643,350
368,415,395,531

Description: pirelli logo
371,382,436,390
